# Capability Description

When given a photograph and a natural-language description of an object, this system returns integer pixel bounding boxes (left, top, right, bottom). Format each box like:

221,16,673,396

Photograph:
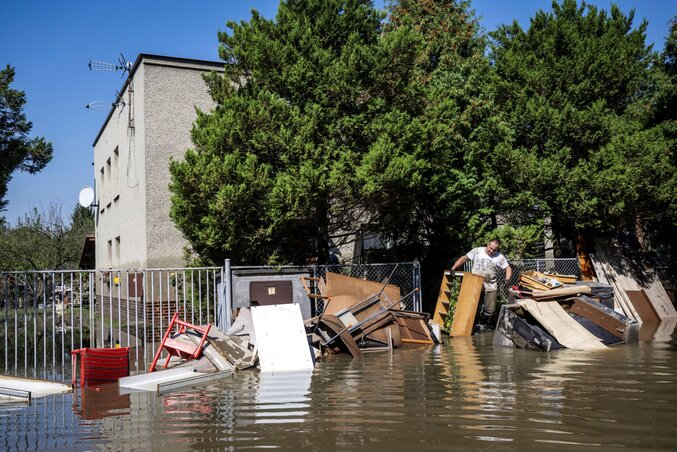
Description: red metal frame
148,312,211,372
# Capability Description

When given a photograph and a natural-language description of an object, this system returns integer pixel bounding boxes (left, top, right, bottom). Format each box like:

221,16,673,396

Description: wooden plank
395,316,434,344
401,338,433,345
449,273,484,337
589,251,637,319
325,272,401,307
570,298,629,340
589,253,610,285
594,239,676,320
517,299,607,350
625,289,660,323
323,294,360,316
530,285,592,299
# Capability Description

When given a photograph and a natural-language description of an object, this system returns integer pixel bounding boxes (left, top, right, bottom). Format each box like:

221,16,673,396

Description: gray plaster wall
143,59,219,268
231,271,312,320
94,65,147,269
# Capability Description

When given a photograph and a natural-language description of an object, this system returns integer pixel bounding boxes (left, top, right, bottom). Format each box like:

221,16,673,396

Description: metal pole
413,260,422,312
223,259,232,331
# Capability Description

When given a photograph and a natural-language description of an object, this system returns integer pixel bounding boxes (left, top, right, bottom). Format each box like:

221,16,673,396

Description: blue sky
2,0,675,225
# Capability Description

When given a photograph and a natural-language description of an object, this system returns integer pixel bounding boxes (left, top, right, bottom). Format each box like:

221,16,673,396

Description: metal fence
0,267,222,380
465,258,581,300
303,261,422,313
0,261,421,380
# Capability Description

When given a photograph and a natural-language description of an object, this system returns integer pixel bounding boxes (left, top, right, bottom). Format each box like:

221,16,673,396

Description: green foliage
483,223,544,260
489,0,676,243
170,0,499,267
0,203,94,271
0,65,53,213
170,0,675,291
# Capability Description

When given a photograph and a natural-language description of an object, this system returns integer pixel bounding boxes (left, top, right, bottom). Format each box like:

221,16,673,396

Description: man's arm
505,265,513,286
451,255,468,271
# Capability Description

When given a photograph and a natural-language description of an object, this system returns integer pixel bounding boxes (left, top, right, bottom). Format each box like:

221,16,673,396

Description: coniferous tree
0,65,53,214
489,0,675,251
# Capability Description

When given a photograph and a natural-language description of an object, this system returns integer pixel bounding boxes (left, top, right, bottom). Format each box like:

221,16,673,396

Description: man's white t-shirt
466,247,510,291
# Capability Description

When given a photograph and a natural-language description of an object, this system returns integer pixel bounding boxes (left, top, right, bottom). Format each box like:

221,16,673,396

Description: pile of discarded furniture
495,238,677,351
302,271,438,357
69,270,438,394
494,268,644,351
431,238,677,352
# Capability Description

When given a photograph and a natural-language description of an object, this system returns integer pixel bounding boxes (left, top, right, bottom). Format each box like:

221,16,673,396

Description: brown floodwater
1,323,677,451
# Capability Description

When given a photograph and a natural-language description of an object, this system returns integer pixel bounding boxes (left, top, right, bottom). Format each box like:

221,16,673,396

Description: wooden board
593,240,677,320
625,289,660,323
325,272,401,308
517,299,607,350
570,297,634,340
530,285,592,300
449,273,484,337
365,324,401,347
322,295,360,316
395,316,434,345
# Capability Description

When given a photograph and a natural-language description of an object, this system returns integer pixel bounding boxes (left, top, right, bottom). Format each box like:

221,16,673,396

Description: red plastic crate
71,347,130,386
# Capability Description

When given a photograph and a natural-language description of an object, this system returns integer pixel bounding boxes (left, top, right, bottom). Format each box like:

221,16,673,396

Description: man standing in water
450,239,512,330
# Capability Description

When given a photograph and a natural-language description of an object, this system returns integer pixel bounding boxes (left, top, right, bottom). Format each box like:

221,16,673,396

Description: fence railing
0,267,222,380
300,261,421,313
465,258,581,300
0,261,421,381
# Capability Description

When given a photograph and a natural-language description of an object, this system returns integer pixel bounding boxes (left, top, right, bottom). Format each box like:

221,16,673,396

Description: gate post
219,259,233,331
413,260,422,312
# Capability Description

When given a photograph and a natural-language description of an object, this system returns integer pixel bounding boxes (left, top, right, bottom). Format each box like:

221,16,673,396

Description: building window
115,236,121,265
107,240,113,267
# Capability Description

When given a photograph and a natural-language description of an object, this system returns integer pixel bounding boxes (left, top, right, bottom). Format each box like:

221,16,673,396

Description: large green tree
170,0,506,269
489,0,676,251
171,0,388,265
371,1,517,262
0,65,53,213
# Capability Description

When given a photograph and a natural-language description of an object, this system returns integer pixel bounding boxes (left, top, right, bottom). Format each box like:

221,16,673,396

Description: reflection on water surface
1,327,676,451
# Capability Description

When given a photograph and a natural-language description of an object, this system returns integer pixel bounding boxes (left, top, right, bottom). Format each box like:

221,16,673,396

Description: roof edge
91,53,224,148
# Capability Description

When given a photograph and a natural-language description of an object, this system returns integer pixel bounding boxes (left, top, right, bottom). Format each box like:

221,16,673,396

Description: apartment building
93,54,223,269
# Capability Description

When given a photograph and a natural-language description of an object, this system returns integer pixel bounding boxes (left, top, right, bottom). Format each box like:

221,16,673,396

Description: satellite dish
79,186,96,208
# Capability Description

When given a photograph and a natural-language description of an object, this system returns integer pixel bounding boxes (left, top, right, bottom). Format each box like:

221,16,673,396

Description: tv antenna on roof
88,53,132,77
85,90,126,111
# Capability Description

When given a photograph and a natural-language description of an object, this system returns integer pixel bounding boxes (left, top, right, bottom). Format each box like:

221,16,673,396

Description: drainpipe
223,259,233,330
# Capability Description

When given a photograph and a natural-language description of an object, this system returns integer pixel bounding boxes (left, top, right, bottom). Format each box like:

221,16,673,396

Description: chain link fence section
465,258,580,301
309,262,422,313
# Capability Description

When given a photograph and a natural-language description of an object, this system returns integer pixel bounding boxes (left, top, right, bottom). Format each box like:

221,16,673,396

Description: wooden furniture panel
625,289,660,323
449,272,484,337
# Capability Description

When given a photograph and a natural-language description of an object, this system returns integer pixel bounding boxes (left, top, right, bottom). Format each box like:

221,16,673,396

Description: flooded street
2,326,677,451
